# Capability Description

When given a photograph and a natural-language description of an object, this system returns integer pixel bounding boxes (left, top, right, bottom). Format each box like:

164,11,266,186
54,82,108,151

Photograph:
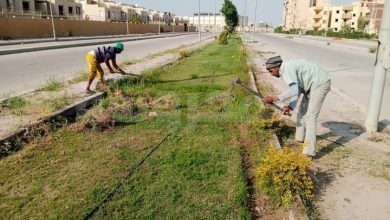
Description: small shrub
39,75,63,91
219,31,229,45
257,146,314,208
4,96,28,116
178,50,188,58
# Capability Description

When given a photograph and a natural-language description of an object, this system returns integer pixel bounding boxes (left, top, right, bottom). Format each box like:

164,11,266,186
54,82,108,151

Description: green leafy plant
257,146,314,208
4,96,28,116
219,30,229,45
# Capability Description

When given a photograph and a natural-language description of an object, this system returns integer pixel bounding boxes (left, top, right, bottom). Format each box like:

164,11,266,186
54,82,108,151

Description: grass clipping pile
251,107,314,209
69,87,177,132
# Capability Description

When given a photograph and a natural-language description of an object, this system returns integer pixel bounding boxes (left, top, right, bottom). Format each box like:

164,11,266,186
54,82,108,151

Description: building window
344,19,347,22
6,0,13,9
352,22,355,25
335,28,338,31
76,6,81,15
59,5,64,15
353,13,356,17
22,1,29,11
68,6,73,14
336,10,339,14
108,11,111,18
335,19,339,22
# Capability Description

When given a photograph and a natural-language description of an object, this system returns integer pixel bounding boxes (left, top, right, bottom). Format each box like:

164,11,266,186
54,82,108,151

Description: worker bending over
86,42,126,92
262,56,331,158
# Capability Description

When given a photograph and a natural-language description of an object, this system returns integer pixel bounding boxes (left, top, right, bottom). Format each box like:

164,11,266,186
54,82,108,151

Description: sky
124,0,354,26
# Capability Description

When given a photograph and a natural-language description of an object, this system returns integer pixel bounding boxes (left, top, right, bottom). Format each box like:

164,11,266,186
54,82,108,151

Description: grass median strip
0,36,266,219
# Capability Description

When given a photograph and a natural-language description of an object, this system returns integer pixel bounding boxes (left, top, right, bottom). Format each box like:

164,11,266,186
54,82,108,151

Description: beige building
282,0,311,30
283,0,384,34
0,0,82,19
185,13,226,32
307,0,331,30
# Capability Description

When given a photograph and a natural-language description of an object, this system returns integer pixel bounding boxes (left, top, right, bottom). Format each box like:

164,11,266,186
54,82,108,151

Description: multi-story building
365,0,385,34
307,0,331,31
186,13,226,32
283,0,385,34
0,0,82,19
282,0,311,30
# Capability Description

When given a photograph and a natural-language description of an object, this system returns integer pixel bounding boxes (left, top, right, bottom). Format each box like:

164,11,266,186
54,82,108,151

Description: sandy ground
243,39,390,220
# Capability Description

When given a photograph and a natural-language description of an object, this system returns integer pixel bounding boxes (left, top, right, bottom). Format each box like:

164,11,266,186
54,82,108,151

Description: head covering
265,56,283,69
114,42,124,50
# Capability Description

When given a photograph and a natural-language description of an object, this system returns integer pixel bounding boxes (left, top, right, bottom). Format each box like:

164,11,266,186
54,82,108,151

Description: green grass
3,96,28,116
38,75,63,92
0,36,261,219
70,71,89,84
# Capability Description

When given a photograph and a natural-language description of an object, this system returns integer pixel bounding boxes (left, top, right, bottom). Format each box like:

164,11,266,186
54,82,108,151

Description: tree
357,15,369,31
221,0,239,33
130,14,142,24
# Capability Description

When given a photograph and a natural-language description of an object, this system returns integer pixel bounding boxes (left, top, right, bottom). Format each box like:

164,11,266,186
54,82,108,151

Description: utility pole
126,13,129,35
243,0,248,33
159,14,161,34
214,0,216,34
48,0,56,39
252,0,258,43
199,0,201,42
365,0,390,132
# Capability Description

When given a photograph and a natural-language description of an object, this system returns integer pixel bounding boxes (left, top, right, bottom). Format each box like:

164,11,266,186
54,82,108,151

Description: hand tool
232,78,291,116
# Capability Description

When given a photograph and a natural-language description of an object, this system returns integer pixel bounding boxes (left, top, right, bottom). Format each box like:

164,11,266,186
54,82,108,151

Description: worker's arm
263,83,298,104
278,83,299,115
104,57,115,73
111,58,126,74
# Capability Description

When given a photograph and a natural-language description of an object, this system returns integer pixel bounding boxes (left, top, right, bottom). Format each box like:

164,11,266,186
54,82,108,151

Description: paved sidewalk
0,32,195,55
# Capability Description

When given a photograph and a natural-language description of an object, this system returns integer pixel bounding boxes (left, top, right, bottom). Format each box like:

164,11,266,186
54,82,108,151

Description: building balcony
314,6,323,12
313,14,322,20
343,5,353,11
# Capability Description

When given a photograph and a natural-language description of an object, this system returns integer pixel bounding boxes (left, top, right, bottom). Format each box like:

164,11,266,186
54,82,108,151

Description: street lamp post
126,13,129,35
214,0,216,34
159,14,161,34
252,0,258,43
48,0,56,39
199,0,201,42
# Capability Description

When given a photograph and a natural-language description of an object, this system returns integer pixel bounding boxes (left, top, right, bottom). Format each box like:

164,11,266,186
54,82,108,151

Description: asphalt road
248,33,389,121
0,33,212,97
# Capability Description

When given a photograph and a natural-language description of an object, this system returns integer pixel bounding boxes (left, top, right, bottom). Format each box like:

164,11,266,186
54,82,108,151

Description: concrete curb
0,33,196,55
0,33,158,46
0,92,105,157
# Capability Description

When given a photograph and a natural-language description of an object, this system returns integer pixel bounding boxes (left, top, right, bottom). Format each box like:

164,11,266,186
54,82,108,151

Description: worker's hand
263,96,275,103
283,106,293,115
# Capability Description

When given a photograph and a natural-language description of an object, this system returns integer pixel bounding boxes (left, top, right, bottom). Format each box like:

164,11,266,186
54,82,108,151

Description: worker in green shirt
262,56,331,158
